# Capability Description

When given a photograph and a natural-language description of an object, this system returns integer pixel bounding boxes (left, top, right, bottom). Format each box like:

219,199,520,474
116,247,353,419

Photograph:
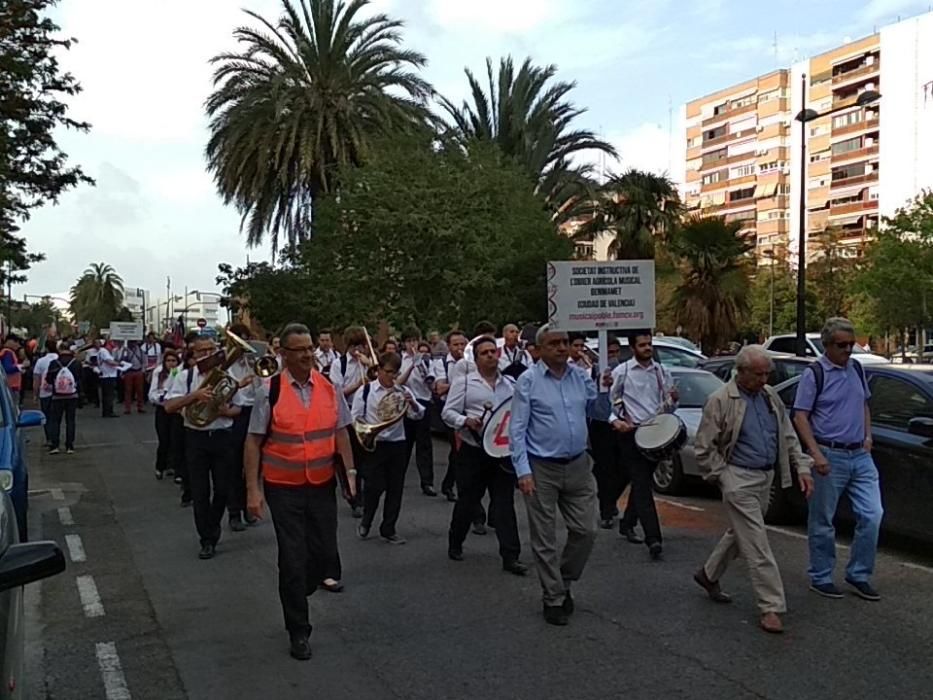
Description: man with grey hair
793,317,883,602
694,345,813,634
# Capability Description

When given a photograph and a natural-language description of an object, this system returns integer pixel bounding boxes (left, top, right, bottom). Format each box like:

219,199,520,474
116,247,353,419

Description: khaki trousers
523,455,598,607
703,465,786,614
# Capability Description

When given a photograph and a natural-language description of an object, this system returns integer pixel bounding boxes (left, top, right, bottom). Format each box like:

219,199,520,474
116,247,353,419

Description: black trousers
100,377,116,417
228,407,252,517
347,428,365,509
170,414,188,497
362,440,408,537
265,480,338,635
40,396,54,444
48,399,78,451
185,428,233,546
154,406,172,472
589,419,638,526
449,443,520,562
618,432,662,546
82,367,99,407
404,402,433,489
441,425,457,494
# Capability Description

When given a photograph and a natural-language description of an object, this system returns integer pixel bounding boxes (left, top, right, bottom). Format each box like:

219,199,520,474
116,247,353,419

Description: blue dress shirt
510,361,597,478
731,389,778,469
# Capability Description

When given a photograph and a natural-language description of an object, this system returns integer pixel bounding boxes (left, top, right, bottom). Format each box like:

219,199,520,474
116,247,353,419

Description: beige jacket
694,379,812,488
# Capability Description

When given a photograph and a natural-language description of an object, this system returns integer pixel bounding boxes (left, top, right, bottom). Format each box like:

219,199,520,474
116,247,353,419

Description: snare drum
634,413,687,462
481,398,513,459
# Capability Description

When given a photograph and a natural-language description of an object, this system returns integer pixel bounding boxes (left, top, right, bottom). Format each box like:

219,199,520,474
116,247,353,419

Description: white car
763,333,889,365
585,337,707,369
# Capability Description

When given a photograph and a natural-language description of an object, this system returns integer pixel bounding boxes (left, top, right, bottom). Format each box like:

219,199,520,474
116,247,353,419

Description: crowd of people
0,314,883,660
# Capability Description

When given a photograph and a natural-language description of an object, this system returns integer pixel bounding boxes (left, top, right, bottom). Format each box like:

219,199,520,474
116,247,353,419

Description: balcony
832,61,880,87
701,101,757,128
830,172,878,189
833,114,880,138
830,199,878,217
831,144,879,163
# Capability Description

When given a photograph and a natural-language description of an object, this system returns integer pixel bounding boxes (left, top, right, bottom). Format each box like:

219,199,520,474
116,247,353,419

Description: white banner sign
109,321,144,341
546,260,656,332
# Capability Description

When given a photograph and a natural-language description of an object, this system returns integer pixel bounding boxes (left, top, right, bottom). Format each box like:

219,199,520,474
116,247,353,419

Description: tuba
185,329,255,428
352,387,409,452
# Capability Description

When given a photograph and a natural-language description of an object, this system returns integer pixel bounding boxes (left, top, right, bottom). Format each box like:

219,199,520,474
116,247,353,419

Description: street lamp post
793,78,881,357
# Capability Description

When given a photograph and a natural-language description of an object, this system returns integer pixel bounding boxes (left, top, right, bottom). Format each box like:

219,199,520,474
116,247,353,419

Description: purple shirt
793,355,870,444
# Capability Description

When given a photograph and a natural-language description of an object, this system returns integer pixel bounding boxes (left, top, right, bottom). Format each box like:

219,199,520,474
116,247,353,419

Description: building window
832,110,863,129
730,164,755,178
704,125,726,141
729,187,755,202
702,171,722,185
832,163,865,181
809,124,829,137
776,183,790,195
831,136,863,155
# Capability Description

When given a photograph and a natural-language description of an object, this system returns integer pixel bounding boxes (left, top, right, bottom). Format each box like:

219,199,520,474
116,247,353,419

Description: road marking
65,534,86,563
79,440,157,448
95,642,131,700
57,506,74,526
50,488,65,501
657,498,705,512
76,575,105,618
901,561,933,574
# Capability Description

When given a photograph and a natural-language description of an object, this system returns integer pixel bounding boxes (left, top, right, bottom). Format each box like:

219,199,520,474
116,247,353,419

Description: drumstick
468,401,494,444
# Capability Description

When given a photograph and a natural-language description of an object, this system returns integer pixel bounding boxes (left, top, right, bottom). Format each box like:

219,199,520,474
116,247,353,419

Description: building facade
145,291,225,333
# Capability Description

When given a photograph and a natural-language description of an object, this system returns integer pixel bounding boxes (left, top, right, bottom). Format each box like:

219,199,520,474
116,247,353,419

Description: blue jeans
807,448,883,585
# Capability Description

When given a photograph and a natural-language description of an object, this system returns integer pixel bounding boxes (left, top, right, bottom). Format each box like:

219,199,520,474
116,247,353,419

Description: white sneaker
66,449,75,455
48,448,60,455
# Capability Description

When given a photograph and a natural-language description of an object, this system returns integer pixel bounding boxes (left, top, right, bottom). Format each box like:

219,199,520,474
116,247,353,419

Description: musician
398,328,437,496
510,325,598,626
499,324,532,379
443,337,527,575
433,330,469,502
226,323,258,532
609,332,678,561
164,336,241,560
351,352,424,544
569,333,593,372
314,328,340,379
244,323,358,660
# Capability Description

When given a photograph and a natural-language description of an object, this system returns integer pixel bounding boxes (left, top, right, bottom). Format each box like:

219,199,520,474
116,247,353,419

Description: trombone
360,327,379,382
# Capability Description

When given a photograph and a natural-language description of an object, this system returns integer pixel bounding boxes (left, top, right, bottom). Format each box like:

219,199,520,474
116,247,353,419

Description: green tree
216,259,314,334
439,56,616,221
10,298,64,337
669,216,753,354
69,262,125,330
205,0,432,255
0,0,91,287
573,169,683,259
807,227,858,321
744,248,818,339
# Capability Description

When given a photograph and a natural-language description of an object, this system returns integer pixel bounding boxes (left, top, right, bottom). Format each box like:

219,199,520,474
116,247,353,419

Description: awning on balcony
754,182,778,199
829,214,864,226
710,191,727,205
828,184,867,200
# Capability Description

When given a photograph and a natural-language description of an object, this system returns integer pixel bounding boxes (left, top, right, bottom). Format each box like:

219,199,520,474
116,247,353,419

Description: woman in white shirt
149,351,181,480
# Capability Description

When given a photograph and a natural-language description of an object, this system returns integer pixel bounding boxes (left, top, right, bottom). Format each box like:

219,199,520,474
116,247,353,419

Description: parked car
700,352,816,386
763,333,889,365
586,337,707,369
654,335,701,353
0,488,66,700
651,368,725,494
0,372,44,542
768,364,933,543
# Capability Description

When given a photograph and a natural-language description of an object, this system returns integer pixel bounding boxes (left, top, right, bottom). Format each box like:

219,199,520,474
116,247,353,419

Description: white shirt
399,352,435,402
148,368,180,406
143,342,162,371
498,344,532,372
350,382,424,443
98,348,119,379
33,353,59,399
164,367,234,431
442,370,514,447
314,348,340,373
228,356,256,407
609,358,675,425
83,347,99,368
331,355,367,405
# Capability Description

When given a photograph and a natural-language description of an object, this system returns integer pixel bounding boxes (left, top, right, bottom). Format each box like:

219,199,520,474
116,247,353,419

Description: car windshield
674,372,724,408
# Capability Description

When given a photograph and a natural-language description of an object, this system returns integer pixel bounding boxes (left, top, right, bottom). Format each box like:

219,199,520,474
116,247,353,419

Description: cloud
857,0,926,24
426,0,563,34
606,120,685,184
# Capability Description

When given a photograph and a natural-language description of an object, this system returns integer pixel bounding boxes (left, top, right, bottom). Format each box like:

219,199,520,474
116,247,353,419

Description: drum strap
618,363,666,424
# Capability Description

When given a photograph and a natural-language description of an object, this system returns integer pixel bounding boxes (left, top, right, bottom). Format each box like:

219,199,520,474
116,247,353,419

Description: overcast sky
19,0,931,301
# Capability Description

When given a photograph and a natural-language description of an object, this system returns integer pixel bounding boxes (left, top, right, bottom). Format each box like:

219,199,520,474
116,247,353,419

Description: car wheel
652,454,684,495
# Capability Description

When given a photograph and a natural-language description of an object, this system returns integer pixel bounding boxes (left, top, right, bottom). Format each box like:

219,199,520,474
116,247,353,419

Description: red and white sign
196,318,208,328
482,399,513,458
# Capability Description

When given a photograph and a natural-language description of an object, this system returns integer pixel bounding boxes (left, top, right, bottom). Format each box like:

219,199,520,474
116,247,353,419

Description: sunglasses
832,341,856,349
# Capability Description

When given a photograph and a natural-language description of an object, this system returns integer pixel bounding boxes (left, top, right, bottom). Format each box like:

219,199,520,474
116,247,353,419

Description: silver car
651,368,724,495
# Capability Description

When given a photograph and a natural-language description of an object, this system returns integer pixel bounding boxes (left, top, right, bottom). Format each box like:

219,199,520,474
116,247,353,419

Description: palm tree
669,217,753,353
573,169,683,259
69,263,125,330
438,56,616,220
205,0,433,254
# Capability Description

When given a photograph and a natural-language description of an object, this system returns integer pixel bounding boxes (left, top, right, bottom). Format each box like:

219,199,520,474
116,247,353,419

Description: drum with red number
481,398,513,459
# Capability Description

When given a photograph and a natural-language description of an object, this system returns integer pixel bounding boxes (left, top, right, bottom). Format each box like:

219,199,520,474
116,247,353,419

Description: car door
866,374,933,542
654,346,702,369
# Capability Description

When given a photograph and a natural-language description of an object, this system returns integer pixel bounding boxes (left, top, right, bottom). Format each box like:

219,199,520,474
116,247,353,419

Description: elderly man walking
793,317,883,602
693,345,814,634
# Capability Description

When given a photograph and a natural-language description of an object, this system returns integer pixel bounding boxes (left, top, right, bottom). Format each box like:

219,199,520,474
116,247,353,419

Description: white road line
50,488,65,501
766,526,933,573
766,525,853,550
76,575,105,618
65,534,86,563
657,498,705,512
80,440,157,448
57,506,74,526
95,642,132,700
901,561,933,574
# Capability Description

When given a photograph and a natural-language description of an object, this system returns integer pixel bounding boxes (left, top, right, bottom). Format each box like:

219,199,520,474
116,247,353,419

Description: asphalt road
22,408,933,700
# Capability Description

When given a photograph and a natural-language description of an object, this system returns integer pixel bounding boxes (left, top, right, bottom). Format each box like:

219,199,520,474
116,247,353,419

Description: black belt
529,452,585,465
816,439,863,451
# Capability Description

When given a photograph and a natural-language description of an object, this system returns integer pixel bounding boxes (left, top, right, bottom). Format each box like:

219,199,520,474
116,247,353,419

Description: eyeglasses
283,346,314,355
831,341,856,349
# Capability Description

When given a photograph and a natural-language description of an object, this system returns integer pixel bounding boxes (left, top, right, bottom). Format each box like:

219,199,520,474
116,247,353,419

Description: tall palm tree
438,56,616,220
669,217,753,353
69,262,125,330
573,169,684,259
205,0,433,254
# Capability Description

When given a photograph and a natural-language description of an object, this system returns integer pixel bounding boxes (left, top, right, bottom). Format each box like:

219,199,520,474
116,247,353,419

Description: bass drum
634,413,687,462
482,398,513,459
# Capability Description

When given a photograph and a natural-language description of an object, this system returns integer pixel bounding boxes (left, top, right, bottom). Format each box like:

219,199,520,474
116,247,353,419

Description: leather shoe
443,489,457,502
599,518,614,530
422,486,437,497
649,542,664,561
760,612,784,634
543,605,569,626
448,549,464,561
620,525,644,544
230,516,246,533
289,632,312,660
351,505,364,519
198,544,215,560
693,568,732,604
357,524,370,539
562,590,574,615
472,522,487,536
502,560,528,576
319,578,344,593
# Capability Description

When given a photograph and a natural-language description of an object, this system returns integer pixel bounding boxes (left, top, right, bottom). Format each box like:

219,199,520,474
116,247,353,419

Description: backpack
49,359,78,397
793,360,867,417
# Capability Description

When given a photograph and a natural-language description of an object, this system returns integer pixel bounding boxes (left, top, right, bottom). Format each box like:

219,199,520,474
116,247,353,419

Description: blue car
0,372,45,542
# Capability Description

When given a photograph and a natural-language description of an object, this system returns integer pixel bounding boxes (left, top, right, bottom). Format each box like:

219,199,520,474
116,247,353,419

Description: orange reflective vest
261,370,338,486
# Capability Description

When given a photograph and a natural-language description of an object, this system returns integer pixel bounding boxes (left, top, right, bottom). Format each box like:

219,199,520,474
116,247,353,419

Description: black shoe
154,469,164,481
351,505,363,519
599,518,614,530
809,582,844,599
649,542,664,561
244,514,258,526
422,486,437,497
288,632,312,661
845,578,881,601
173,475,184,485
543,605,569,626
562,590,574,615
180,495,193,508
503,560,528,576
357,524,370,539
230,516,246,533
472,522,487,536
620,525,644,544
443,489,457,503
198,544,215,560
164,468,174,477
382,534,407,545
448,548,464,561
